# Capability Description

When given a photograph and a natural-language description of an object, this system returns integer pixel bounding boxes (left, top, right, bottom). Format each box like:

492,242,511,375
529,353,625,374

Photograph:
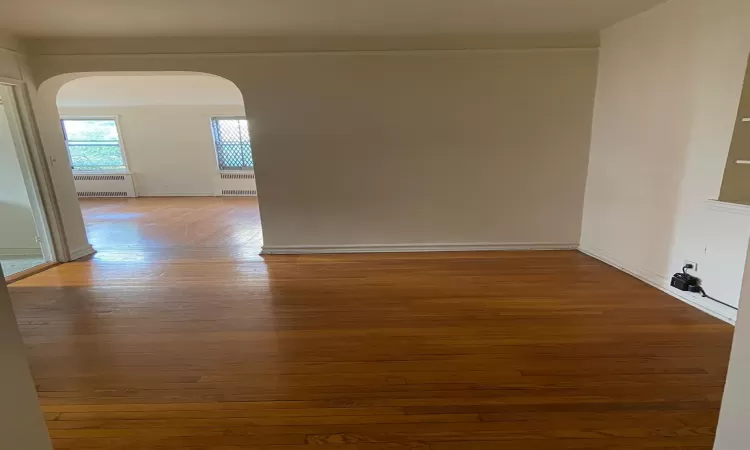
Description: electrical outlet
684,260,698,272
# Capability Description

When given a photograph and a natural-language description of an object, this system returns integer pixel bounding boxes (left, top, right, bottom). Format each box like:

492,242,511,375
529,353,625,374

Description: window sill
73,171,131,176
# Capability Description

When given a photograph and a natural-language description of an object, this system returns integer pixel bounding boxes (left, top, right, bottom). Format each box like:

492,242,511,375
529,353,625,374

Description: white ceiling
56,75,244,108
0,0,666,37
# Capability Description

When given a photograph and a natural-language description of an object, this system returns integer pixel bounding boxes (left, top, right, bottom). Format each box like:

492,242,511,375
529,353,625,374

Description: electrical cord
699,287,738,311
681,264,738,311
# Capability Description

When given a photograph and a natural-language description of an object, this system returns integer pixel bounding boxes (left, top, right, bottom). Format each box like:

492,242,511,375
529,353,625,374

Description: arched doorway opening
41,72,262,262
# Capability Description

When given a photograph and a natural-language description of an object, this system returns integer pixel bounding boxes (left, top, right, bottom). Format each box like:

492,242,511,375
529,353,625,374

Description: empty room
1,1,750,449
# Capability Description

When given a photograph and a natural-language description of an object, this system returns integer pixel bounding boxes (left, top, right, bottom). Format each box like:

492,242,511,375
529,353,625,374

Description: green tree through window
61,119,126,172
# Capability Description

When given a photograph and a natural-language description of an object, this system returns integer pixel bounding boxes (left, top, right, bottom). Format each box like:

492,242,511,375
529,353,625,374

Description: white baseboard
69,244,96,261
0,248,44,258
579,245,737,325
261,242,579,255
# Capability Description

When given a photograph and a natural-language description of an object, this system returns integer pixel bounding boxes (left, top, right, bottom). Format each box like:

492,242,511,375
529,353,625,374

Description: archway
37,72,263,262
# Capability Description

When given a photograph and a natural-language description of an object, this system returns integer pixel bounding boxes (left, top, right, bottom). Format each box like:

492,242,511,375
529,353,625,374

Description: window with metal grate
211,117,253,171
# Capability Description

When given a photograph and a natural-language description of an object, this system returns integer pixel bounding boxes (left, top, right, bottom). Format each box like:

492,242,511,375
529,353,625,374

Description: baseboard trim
261,242,579,255
579,245,737,325
0,248,44,258
69,244,96,261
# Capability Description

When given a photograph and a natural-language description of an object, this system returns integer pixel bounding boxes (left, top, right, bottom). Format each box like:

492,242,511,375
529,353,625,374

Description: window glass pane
211,118,253,170
216,119,250,141
63,119,119,142
62,119,126,171
67,145,125,171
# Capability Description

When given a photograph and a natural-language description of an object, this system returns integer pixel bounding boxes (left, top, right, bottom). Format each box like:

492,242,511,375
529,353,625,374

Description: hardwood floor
8,198,733,449
79,196,263,256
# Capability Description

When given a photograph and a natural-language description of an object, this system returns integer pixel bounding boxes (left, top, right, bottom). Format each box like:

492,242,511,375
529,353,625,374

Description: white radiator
214,172,257,196
74,174,136,198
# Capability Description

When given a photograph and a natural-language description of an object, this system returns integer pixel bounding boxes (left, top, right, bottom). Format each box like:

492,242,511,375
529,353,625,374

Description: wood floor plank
8,197,734,449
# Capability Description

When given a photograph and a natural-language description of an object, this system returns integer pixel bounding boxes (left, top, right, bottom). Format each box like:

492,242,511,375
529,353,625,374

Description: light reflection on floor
79,197,264,263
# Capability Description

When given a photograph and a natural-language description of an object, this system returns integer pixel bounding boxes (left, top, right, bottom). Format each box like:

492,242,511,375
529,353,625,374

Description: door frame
0,79,66,264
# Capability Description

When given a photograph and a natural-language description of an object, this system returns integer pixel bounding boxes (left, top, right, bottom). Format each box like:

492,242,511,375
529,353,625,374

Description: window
61,119,126,172
211,117,253,170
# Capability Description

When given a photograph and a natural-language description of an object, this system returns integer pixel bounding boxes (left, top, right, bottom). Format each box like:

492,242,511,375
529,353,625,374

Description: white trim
579,245,737,325
705,199,750,216
261,242,578,255
0,45,20,54
26,33,598,57
9,83,69,261
58,103,245,110
72,170,131,175
34,48,599,60
0,75,24,85
0,248,44,258
0,84,58,263
218,169,255,175
69,244,95,261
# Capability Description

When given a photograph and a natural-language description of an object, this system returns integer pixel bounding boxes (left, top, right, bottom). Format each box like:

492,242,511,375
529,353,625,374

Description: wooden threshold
5,261,58,284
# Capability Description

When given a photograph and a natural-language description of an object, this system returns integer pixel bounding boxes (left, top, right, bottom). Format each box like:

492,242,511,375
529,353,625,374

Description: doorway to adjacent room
0,83,55,280
54,74,263,261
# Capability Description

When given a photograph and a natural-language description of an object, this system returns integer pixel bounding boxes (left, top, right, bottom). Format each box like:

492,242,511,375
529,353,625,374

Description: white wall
58,105,245,196
580,0,750,321
29,44,599,253
716,301,750,449
715,235,750,449
0,265,53,450
715,237,750,449
0,101,41,255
